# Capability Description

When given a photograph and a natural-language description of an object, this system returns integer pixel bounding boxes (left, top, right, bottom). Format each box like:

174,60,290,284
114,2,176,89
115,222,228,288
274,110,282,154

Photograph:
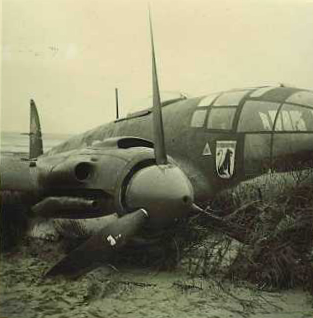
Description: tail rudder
29,99,43,159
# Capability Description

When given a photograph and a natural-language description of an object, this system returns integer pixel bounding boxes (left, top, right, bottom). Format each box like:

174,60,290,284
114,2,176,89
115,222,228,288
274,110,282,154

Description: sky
1,0,313,134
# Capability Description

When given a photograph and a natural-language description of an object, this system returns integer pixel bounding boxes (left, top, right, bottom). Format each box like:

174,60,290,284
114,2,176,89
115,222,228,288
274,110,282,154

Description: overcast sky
2,0,313,134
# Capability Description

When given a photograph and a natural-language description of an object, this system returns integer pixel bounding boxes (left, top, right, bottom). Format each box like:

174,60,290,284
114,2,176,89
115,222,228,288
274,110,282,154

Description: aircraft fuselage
44,85,313,205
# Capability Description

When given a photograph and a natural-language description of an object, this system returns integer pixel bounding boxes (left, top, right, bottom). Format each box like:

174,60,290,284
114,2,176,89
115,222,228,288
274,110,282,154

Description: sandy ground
1,239,312,318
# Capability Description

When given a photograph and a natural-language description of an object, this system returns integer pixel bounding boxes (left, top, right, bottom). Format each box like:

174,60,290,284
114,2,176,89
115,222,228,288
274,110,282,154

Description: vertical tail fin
29,99,43,159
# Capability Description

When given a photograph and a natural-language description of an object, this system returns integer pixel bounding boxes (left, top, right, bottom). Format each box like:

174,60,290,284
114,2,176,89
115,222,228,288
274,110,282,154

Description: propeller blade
45,208,149,277
149,8,167,165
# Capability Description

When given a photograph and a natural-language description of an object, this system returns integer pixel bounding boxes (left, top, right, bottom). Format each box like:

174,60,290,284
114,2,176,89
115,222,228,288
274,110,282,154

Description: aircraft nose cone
125,164,194,228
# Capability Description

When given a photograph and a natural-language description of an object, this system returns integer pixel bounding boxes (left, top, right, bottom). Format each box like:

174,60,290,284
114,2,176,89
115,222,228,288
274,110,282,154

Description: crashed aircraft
1,13,313,276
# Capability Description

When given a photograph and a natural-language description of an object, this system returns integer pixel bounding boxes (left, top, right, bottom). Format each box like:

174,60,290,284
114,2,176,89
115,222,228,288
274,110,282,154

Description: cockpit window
237,100,280,132
274,104,313,131
207,108,236,130
198,93,220,107
286,91,313,107
190,109,207,127
130,91,188,111
250,86,277,98
213,90,249,106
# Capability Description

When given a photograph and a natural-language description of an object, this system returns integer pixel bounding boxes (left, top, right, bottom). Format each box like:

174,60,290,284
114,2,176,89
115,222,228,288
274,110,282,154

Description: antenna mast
115,88,119,119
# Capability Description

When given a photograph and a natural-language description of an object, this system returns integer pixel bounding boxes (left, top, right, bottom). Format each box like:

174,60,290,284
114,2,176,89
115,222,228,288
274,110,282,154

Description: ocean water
0,131,72,155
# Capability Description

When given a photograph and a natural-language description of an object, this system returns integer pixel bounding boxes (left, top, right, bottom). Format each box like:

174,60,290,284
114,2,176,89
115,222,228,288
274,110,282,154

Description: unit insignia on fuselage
215,141,237,179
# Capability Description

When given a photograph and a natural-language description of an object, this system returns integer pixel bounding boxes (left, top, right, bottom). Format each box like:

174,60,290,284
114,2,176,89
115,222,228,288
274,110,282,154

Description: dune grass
179,170,313,293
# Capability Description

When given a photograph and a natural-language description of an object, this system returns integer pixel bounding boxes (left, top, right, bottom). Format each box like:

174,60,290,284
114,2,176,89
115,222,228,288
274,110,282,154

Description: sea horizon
0,131,72,154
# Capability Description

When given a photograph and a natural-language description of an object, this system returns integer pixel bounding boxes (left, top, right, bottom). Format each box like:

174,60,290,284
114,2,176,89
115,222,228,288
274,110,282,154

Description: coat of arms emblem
215,141,237,179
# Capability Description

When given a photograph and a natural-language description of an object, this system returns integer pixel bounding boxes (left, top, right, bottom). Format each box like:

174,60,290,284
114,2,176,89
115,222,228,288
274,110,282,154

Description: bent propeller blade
45,208,149,277
149,9,167,165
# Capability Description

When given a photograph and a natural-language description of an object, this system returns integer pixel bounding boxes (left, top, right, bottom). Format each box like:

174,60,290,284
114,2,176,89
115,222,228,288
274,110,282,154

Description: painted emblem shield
215,141,237,179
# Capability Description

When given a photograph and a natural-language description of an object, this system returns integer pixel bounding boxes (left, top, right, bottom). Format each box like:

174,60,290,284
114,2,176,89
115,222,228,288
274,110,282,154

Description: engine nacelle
36,144,194,227
40,159,94,186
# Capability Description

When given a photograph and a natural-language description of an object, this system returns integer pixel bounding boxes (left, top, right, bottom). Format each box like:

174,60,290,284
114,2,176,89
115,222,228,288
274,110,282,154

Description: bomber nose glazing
124,164,194,228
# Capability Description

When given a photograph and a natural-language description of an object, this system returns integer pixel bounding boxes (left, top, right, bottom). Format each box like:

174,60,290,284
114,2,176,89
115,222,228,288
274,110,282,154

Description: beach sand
1,239,312,318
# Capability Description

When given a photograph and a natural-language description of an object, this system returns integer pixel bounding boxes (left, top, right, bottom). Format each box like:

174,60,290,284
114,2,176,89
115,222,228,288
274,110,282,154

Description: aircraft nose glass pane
190,110,207,127
237,100,280,132
207,108,236,130
286,91,313,107
198,93,220,107
213,90,249,106
136,91,188,109
274,104,313,131
250,86,277,98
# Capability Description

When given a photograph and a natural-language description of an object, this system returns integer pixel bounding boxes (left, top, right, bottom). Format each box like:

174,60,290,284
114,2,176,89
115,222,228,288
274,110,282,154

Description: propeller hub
125,164,194,228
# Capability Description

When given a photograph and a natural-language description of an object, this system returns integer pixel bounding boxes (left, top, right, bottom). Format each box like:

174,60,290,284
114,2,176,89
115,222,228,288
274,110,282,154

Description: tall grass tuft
180,170,313,293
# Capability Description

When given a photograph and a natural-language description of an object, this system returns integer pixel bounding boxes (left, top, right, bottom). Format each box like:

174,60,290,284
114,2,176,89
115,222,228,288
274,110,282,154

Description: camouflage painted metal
1,13,313,276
